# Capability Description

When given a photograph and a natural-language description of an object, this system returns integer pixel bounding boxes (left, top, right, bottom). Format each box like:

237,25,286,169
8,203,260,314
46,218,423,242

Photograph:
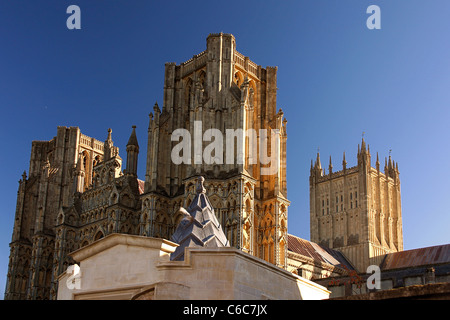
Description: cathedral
5,33,289,300
5,33,449,300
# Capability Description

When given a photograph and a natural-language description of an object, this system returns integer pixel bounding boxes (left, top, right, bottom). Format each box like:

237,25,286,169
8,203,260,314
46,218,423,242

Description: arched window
94,231,104,241
249,80,256,108
185,78,193,109
93,155,101,167
82,151,90,190
198,70,206,88
234,71,244,87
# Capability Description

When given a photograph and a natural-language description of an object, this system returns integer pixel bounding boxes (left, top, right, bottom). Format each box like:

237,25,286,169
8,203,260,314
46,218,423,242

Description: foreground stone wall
156,247,329,300
57,234,329,300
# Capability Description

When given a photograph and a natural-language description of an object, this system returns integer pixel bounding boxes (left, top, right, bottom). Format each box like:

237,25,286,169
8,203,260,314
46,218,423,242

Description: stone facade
142,33,289,269
309,139,404,272
5,33,289,300
5,126,107,300
11,32,438,301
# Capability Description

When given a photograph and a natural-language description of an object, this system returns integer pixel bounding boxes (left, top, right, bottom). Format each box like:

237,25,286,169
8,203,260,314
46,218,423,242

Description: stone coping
157,246,330,295
69,233,179,262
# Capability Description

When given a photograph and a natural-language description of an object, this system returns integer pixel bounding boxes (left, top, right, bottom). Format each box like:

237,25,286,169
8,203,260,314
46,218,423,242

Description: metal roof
381,244,450,270
288,234,354,270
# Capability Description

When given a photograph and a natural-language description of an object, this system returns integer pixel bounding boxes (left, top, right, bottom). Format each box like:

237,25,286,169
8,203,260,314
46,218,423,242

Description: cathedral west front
5,33,411,300
5,33,290,300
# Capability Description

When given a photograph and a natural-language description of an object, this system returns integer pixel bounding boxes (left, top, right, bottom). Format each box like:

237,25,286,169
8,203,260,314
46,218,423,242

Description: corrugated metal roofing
287,234,354,270
381,244,450,270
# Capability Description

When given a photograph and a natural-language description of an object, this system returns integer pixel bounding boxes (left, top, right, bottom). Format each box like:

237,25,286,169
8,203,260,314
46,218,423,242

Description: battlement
79,133,104,152
315,164,397,184
207,32,235,39
173,33,272,81
316,166,359,183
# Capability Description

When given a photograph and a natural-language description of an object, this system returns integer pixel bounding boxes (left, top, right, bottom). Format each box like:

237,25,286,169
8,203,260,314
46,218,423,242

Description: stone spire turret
125,125,139,176
170,176,229,261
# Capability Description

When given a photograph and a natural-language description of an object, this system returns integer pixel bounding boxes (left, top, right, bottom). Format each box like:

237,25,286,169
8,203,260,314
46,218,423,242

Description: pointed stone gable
170,176,229,261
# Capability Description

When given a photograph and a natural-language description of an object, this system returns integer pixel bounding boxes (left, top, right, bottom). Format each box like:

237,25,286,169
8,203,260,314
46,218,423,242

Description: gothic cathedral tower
141,33,289,268
5,127,106,299
5,33,289,300
309,139,403,272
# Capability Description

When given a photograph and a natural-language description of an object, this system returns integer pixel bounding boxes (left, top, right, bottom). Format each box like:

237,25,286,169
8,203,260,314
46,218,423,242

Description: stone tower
309,138,403,272
5,33,289,300
5,126,105,300
50,126,141,300
141,33,289,268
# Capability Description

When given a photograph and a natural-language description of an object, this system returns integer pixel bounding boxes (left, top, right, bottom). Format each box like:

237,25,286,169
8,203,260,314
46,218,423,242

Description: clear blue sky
1,0,449,298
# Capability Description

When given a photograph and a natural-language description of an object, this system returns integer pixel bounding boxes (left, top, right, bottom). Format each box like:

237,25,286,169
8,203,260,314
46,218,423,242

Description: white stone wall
57,234,330,300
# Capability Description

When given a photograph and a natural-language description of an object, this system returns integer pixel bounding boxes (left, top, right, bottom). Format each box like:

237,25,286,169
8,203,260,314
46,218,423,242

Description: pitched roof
381,244,450,270
288,234,354,270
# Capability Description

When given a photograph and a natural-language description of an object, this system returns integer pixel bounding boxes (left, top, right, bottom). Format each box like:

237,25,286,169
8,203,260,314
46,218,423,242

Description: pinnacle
126,125,139,147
